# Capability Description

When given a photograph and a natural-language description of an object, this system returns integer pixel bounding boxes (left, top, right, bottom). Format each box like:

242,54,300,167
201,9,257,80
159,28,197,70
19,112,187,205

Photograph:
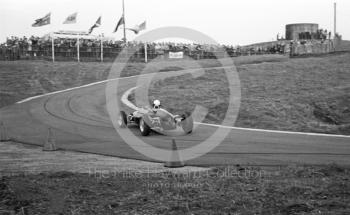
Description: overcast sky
0,0,348,45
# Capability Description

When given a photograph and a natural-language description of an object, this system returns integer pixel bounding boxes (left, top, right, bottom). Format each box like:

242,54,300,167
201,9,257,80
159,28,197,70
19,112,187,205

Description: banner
169,51,183,59
54,30,89,36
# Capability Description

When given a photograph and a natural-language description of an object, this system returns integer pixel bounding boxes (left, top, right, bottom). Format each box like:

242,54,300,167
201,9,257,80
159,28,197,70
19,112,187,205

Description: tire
139,118,151,136
181,115,194,134
118,111,127,128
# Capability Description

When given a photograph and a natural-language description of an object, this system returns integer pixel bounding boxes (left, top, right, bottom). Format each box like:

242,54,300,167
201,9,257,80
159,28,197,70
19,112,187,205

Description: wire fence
0,45,286,62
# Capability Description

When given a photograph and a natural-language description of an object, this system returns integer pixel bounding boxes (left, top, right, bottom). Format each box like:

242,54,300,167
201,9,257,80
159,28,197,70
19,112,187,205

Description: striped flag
113,16,124,33
32,13,51,27
63,12,77,24
127,21,146,34
88,16,101,34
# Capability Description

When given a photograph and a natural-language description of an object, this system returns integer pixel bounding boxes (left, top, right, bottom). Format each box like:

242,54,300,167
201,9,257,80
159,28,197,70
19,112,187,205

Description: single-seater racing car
118,100,193,136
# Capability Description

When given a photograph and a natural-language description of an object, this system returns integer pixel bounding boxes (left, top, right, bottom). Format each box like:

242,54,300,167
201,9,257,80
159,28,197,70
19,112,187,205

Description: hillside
336,40,350,51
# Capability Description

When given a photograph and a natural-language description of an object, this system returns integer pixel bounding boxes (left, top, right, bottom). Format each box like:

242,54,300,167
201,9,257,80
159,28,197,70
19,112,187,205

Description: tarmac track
1,68,350,166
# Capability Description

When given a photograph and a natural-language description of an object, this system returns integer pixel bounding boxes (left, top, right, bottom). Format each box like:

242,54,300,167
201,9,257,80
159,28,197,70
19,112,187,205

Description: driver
151,100,172,119
152,100,161,110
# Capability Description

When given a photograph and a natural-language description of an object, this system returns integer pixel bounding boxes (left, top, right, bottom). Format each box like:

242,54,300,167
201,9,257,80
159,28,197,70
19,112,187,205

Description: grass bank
1,165,349,214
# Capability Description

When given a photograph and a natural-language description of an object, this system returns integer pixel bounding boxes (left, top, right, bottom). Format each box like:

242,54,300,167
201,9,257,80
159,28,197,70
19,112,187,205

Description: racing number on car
151,117,161,128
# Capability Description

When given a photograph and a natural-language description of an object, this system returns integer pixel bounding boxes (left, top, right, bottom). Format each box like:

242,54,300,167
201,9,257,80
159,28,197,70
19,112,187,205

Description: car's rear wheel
139,118,151,136
118,111,127,128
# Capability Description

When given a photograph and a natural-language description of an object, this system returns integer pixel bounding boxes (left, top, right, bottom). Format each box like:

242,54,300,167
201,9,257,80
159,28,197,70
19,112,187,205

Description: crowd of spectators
298,29,332,40
0,36,236,52
0,35,290,61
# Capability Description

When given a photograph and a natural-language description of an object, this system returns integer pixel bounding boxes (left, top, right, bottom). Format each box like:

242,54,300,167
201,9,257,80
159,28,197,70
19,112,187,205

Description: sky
0,0,349,45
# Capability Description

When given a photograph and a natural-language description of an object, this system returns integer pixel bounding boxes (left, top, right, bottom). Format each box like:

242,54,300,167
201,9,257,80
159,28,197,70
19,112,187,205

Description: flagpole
122,0,126,44
51,33,55,62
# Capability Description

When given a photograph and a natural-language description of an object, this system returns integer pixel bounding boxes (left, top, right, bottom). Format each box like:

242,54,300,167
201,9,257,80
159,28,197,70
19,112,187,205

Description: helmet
153,100,161,109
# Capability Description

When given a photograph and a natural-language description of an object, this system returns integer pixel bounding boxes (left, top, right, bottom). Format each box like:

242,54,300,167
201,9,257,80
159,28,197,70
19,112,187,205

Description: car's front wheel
139,118,151,136
181,115,193,134
118,111,127,128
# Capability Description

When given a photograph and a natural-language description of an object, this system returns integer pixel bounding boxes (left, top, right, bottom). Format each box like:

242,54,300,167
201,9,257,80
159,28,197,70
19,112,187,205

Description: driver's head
152,100,161,109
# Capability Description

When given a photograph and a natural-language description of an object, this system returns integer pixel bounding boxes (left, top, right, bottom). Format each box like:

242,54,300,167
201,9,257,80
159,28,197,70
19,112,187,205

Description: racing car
118,105,193,136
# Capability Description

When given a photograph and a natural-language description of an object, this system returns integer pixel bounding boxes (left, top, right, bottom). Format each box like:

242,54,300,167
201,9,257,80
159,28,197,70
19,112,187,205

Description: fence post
144,43,148,63
51,33,55,62
77,36,80,62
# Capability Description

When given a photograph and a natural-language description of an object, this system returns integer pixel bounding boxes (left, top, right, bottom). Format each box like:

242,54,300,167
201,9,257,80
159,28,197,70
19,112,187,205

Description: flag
88,16,101,34
32,13,51,27
127,21,146,34
63,12,77,24
138,21,146,31
113,16,124,33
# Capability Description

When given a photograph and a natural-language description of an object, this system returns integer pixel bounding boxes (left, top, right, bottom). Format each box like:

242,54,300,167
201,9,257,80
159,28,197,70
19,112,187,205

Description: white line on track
195,122,350,138
16,69,350,139
16,74,150,104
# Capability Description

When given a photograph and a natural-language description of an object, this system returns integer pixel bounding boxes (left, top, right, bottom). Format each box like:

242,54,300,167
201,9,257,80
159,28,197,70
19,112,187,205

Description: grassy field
1,53,349,135
0,165,349,214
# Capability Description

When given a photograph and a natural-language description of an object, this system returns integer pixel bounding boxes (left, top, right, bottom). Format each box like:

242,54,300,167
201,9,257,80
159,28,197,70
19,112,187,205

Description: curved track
1,70,350,166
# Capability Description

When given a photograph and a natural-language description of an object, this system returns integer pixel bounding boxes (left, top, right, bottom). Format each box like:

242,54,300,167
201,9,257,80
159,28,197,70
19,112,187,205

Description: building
285,23,319,40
